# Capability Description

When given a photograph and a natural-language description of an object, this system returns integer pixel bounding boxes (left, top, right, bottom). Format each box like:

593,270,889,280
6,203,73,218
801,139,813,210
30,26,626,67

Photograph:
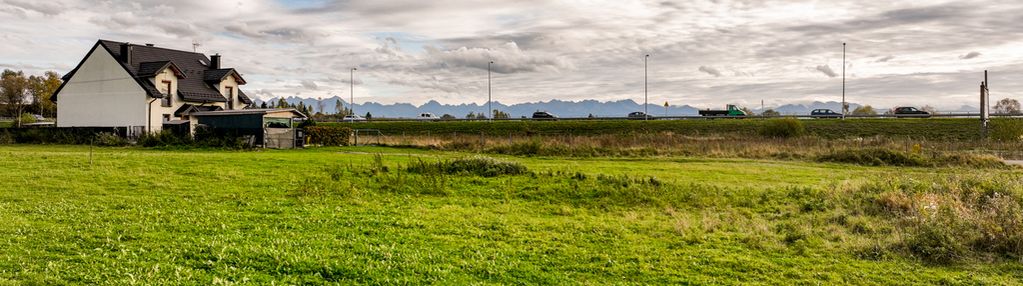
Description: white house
51,40,253,133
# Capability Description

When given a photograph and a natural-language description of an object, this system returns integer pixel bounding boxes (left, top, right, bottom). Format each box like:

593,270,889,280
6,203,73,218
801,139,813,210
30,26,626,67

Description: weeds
406,156,528,177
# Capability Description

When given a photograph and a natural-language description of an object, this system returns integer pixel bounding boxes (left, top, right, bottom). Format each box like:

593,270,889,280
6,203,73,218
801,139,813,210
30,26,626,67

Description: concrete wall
57,45,149,129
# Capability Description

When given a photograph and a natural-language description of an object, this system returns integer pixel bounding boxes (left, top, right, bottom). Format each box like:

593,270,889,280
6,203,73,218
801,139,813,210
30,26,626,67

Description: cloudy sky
1,0,1021,109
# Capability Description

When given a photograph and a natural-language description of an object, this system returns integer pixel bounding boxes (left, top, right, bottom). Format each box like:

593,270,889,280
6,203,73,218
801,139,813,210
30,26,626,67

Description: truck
699,105,747,117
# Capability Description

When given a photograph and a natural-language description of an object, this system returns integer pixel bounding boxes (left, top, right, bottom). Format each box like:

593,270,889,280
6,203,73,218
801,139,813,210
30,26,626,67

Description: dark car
532,111,558,120
628,112,655,120
810,109,842,118
893,107,931,118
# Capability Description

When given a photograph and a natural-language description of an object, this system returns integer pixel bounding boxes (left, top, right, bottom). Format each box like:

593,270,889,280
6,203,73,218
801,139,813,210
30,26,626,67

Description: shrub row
323,118,985,140
306,126,353,146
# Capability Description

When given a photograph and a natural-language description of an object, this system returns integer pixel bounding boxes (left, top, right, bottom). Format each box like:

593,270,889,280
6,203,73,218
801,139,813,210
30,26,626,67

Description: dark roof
174,104,223,117
52,40,250,103
238,89,252,105
192,108,307,118
180,91,228,103
137,61,185,78
203,69,246,84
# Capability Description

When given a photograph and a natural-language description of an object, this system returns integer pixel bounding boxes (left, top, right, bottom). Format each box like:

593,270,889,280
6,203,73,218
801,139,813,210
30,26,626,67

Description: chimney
210,54,221,69
119,43,133,65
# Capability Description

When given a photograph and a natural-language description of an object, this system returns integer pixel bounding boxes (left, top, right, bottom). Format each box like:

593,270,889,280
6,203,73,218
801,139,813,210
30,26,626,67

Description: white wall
56,46,150,130
217,75,242,110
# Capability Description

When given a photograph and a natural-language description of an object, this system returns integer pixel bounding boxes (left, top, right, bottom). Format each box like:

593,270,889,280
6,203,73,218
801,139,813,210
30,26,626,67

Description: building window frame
225,86,234,110
161,80,173,107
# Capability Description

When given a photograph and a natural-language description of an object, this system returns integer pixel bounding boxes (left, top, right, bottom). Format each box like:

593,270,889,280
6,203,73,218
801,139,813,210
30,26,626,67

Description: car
417,113,440,121
342,115,366,122
531,111,558,120
810,109,842,118
893,107,931,118
627,112,655,120
32,114,45,121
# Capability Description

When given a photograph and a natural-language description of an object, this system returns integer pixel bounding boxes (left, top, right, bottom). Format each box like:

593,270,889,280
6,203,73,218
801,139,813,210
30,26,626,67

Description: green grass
324,118,987,140
0,145,1021,284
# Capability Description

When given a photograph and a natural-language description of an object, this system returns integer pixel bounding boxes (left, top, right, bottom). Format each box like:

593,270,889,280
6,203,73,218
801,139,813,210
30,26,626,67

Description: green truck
699,105,747,117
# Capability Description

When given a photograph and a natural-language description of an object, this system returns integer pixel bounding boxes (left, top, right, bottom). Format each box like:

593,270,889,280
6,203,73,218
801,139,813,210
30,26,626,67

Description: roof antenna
192,40,202,53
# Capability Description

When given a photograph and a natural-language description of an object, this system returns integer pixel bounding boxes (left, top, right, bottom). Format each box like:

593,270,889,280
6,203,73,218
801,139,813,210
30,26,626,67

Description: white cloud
0,0,1021,109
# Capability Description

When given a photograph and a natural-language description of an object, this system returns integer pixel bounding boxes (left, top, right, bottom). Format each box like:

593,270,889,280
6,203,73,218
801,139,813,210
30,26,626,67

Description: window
162,114,171,122
161,81,172,107
225,86,234,109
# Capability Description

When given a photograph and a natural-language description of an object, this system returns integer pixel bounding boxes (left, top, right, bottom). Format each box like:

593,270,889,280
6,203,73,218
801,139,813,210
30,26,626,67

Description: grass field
323,118,999,140
1,145,1021,284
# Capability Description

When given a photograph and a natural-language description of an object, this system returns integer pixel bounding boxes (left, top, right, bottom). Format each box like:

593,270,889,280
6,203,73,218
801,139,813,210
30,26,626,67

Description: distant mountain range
254,96,977,118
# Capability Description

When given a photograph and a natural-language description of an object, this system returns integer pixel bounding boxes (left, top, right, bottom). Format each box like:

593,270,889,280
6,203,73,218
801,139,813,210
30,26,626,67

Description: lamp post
488,61,494,121
644,54,650,121
351,67,357,118
842,43,846,120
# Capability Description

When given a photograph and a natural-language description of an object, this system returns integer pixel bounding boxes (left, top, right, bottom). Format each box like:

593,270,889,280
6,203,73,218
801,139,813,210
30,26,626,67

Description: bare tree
316,97,326,116
994,98,1021,115
1,70,29,127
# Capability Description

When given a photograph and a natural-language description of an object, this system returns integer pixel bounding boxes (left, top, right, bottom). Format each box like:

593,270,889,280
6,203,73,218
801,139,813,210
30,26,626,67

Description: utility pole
351,67,357,118
842,42,847,120
981,70,990,137
488,61,494,121
645,54,650,120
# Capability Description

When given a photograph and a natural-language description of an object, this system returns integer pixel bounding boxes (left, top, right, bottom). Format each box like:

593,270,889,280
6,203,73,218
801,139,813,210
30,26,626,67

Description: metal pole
842,43,846,120
351,68,357,117
488,61,493,121
645,54,649,120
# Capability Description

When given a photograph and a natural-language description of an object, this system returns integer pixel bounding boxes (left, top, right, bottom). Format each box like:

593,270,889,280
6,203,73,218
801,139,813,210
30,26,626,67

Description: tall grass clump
758,118,807,138
864,175,1023,264
406,156,528,177
816,148,928,166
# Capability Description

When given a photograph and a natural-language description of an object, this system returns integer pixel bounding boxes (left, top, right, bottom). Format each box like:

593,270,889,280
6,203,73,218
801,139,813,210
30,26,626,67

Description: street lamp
488,61,494,121
842,43,846,120
645,54,650,121
351,67,357,118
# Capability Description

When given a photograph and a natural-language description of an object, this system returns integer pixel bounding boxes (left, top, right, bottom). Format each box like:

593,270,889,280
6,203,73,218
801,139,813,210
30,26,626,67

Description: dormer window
161,80,173,107
225,86,234,109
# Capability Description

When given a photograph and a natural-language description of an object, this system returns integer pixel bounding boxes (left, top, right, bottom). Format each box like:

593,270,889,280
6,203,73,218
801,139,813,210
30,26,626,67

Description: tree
260,102,268,109
466,112,476,119
1,70,29,127
276,98,288,109
492,109,509,119
27,71,60,118
364,112,372,120
852,105,877,116
440,114,455,120
994,98,1021,114
335,99,343,115
761,109,781,117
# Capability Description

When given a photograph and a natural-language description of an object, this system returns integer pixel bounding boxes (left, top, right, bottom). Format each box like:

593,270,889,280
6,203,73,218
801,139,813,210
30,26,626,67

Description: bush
94,132,129,147
138,130,192,147
306,126,352,146
989,119,1023,141
406,156,528,177
18,113,36,125
0,130,12,144
759,118,806,138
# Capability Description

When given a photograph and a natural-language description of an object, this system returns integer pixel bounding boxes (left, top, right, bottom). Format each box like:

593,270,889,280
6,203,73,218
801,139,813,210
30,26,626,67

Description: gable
51,41,163,102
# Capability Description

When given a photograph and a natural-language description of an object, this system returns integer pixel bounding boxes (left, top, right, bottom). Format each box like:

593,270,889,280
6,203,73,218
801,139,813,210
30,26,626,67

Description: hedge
306,126,353,146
